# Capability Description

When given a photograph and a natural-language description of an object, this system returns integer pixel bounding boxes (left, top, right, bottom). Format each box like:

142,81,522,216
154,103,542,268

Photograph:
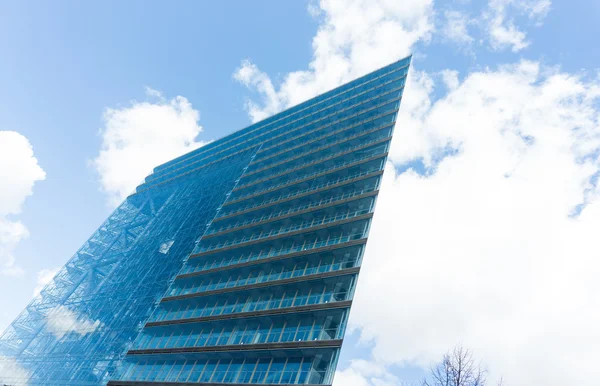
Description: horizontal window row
133,310,346,351
227,143,390,204
115,353,335,385
205,188,377,237
217,161,384,219
219,153,387,217
247,114,396,181
244,114,395,182
185,215,371,279
170,246,363,297
196,208,372,255
212,172,381,227
149,277,355,323
170,258,356,298
237,126,392,190
192,213,370,261
231,140,389,206
188,229,368,276
249,90,401,169
255,75,405,160
215,196,376,247
255,92,401,165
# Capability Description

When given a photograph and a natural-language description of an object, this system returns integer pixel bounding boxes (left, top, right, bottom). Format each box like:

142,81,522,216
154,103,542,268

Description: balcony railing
132,322,343,352
196,209,372,255
217,168,382,219
206,188,377,236
149,286,353,324
170,256,359,298
235,135,391,191
245,119,395,177
187,231,367,271
228,151,387,204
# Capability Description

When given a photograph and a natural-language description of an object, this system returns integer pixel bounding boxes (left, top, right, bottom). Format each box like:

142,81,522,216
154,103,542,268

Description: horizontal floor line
179,238,367,278
212,170,383,222
222,153,388,207
233,137,392,193
145,300,352,327
162,267,360,303
203,191,378,239
110,381,326,386
126,339,343,356
191,213,373,258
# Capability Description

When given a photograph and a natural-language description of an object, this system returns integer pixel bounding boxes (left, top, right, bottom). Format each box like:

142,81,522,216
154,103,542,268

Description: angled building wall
0,56,411,386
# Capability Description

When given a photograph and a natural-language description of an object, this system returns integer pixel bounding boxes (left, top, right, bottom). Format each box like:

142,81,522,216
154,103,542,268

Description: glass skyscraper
0,56,410,385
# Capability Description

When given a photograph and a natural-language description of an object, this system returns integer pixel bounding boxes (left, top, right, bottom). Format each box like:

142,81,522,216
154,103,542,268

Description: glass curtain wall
0,56,411,386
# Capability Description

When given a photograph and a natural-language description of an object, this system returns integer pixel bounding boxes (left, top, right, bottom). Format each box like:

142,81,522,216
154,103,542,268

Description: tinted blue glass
0,149,256,385
0,56,410,385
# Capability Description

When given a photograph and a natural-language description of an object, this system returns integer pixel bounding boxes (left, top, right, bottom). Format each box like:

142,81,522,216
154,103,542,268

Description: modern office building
0,56,410,385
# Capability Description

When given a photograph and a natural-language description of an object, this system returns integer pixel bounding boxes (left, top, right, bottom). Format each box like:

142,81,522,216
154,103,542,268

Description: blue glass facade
0,56,411,385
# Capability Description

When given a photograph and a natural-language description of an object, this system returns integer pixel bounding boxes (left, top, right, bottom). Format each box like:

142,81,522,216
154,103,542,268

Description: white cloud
33,267,59,297
385,69,436,166
0,356,31,385
442,10,474,46
0,131,47,216
233,0,434,122
45,305,102,340
515,0,552,21
0,131,46,276
334,360,405,386
487,18,528,52
233,60,285,123
485,0,551,52
0,219,28,277
232,1,600,385
91,89,208,206
333,359,414,386
439,0,551,53
440,69,460,92
144,86,164,99
350,62,600,385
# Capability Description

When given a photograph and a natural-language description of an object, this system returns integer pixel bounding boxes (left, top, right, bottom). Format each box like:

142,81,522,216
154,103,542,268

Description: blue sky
0,0,316,321
1,1,600,384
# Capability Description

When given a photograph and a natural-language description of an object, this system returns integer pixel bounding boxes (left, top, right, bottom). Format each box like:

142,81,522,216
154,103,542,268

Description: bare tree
422,346,489,386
